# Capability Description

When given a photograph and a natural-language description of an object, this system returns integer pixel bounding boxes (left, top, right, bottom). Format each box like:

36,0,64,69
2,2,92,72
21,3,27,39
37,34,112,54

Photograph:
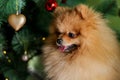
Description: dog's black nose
57,39,63,44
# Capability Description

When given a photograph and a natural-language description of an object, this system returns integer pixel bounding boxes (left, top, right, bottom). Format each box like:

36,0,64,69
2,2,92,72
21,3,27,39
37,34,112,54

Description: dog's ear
74,4,93,20
53,6,70,17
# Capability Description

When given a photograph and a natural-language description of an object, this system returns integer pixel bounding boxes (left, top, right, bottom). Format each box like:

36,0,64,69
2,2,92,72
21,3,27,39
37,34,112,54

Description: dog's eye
68,32,75,38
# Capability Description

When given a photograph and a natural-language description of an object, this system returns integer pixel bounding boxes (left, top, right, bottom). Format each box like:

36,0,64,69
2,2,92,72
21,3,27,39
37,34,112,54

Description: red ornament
45,0,58,12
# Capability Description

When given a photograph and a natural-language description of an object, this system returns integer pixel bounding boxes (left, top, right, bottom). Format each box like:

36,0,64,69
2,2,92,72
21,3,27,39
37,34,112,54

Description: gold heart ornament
8,14,26,31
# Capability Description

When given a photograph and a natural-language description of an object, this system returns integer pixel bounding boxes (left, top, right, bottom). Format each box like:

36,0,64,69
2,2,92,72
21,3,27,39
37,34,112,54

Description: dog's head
49,4,102,53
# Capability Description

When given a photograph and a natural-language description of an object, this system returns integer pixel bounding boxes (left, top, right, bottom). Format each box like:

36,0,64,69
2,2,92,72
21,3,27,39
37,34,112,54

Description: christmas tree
0,0,120,80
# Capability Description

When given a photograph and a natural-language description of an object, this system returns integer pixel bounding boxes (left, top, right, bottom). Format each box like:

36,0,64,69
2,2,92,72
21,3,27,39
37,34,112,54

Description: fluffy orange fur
42,4,120,80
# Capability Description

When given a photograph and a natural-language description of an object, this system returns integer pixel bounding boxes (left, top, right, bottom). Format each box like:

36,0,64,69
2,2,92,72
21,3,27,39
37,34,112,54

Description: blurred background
0,0,120,80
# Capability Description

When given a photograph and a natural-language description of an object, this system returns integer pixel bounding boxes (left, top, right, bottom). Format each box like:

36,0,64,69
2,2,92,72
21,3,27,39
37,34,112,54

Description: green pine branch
0,0,25,25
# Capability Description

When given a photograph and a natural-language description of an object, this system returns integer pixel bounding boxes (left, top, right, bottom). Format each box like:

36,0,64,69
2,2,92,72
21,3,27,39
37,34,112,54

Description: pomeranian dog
42,4,120,80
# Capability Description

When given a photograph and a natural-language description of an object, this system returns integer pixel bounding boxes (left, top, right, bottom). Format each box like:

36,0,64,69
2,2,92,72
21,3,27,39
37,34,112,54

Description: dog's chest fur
44,49,118,80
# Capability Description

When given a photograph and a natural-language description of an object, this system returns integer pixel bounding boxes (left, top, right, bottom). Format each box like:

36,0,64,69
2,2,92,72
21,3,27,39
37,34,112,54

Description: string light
3,50,7,55
6,56,9,59
5,78,9,80
42,37,46,41
8,59,11,63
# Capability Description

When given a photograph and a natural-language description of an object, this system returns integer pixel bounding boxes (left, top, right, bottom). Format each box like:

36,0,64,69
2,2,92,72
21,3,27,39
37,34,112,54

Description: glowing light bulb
42,37,46,41
3,51,7,55
8,59,11,63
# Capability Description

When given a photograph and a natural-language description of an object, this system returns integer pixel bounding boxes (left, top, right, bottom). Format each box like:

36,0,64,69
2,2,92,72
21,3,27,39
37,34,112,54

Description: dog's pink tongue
58,46,65,52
